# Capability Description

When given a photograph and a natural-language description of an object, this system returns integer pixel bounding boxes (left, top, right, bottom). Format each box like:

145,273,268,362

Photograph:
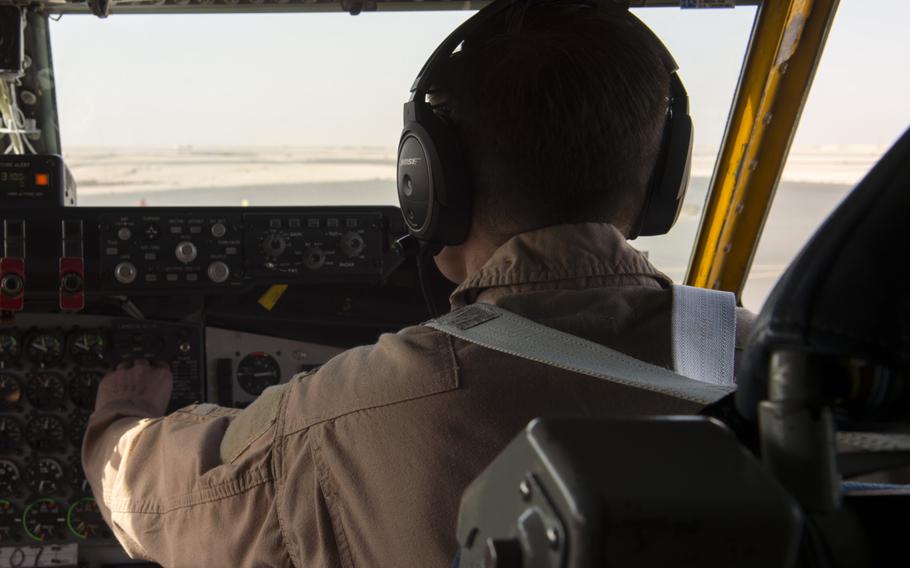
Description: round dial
24,416,66,452
236,353,281,396
22,498,64,542
0,373,21,408
69,331,107,366
0,417,22,452
26,334,63,366
67,498,105,540
262,232,287,258
0,460,20,496
69,412,89,448
27,458,65,496
70,460,91,495
69,372,101,410
0,500,19,543
0,332,19,363
25,373,66,410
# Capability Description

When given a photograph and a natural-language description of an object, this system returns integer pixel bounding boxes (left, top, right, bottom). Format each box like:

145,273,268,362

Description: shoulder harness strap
425,303,734,406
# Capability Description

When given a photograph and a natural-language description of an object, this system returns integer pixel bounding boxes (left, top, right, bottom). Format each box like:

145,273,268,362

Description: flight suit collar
450,222,672,309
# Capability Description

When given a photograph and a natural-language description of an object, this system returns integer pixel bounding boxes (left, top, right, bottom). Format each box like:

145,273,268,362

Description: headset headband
411,0,681,100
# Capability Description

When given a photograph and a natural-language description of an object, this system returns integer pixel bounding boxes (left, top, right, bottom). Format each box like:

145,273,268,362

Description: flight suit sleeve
81,385,293,568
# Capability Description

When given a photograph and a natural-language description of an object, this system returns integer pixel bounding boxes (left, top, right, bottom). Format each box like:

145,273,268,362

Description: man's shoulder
280,324,459,435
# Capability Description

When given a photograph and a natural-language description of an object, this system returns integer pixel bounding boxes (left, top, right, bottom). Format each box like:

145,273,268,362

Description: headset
397,0,693,246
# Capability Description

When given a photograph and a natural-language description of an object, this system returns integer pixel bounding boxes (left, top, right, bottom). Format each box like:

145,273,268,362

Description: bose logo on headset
396,0,693,245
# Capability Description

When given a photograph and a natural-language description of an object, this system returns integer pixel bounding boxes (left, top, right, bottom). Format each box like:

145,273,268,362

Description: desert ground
65,146,882,310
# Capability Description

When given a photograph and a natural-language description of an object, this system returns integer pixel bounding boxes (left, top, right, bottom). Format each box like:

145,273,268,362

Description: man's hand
95,359,173,417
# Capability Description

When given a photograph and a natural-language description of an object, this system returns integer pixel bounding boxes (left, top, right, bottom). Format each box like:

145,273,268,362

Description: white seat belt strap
671,285,736,387
425,304,734,406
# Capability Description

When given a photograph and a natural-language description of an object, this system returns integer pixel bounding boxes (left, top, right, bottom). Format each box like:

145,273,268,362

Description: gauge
69,412,89,448
0,373,21,408
22,498,64,542
236,352,281,396
25,373,66,410
26,333,63,366
0,500,19,543
67,497,105,540
0,417,21,452
69,371,101,410
24,416,66,452
0,460,20,496
0,332,19,363
70,460,91,495
27,458,65,496
69,331,107,366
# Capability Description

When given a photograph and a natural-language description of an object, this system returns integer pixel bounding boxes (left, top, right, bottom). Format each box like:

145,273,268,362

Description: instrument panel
0,206,404,307
206,327,344,407
0,202,420,566
0,314,203,552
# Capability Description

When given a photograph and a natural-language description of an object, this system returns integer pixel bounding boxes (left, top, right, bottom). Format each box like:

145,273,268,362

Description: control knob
304,247,326,271
207,261,231,284
114,262,137,284
340,231,366,258
175,241,198,264
262,233,287,257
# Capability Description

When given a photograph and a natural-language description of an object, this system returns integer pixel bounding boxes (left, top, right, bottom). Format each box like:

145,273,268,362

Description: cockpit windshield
51,7,758,286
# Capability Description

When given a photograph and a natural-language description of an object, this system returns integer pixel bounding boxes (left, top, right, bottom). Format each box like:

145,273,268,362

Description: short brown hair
437,2,672,240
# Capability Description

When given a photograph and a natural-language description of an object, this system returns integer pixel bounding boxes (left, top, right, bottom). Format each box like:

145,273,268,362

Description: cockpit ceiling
16,0,757,16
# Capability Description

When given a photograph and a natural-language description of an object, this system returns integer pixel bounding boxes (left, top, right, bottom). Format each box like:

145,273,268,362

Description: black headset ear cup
397,100,472,245
631,73,693,239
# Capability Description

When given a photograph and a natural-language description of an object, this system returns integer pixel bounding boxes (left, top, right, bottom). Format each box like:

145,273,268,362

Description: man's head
436,1,673,242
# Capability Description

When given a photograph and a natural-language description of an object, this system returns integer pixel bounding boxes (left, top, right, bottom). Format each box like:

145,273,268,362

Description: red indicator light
35,173,49,187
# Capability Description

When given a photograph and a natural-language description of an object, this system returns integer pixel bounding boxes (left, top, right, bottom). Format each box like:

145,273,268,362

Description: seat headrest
736,126,910,421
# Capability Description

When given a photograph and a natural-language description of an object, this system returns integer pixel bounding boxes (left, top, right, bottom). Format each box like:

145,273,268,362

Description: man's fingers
116,360,132,371
133,358,151,368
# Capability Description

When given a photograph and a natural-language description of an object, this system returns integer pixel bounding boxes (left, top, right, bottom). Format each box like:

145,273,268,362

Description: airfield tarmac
67,146,873,310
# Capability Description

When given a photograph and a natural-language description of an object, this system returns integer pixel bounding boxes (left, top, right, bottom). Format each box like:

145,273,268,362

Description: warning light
35,173,49,187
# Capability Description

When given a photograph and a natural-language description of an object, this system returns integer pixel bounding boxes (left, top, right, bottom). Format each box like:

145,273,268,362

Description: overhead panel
686,0,839,298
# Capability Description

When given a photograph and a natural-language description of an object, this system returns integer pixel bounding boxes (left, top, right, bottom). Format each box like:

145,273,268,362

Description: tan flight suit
82,223,753,568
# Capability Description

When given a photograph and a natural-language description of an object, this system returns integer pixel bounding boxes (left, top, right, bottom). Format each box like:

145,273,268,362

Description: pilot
82,1,752,567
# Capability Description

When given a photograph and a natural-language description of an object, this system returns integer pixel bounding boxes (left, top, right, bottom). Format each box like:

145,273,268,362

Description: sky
48,0,910,151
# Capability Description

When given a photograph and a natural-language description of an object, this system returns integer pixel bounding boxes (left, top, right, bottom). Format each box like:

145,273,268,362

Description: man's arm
82,360,292,567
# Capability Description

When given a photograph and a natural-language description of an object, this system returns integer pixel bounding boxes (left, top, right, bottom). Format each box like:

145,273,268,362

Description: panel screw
546,527,560,549
518,480,532,501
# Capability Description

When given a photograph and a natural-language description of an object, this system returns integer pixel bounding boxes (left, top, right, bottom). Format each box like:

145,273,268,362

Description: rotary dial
69,371,101,410
26,333,64,366
236,353,281,396
25,373,66,410
0,373,21,408
24,416,66,452
22,498,64,542
69,331,107,366
27,458,65,496
67,498,105,540
0,417,21,452
0,460,20,496
0,332,19,363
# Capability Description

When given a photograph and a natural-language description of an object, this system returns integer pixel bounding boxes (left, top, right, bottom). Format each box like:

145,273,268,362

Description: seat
455,126,910,568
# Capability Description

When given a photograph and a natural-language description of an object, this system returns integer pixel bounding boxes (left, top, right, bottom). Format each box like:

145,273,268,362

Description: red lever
0,258,26,312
